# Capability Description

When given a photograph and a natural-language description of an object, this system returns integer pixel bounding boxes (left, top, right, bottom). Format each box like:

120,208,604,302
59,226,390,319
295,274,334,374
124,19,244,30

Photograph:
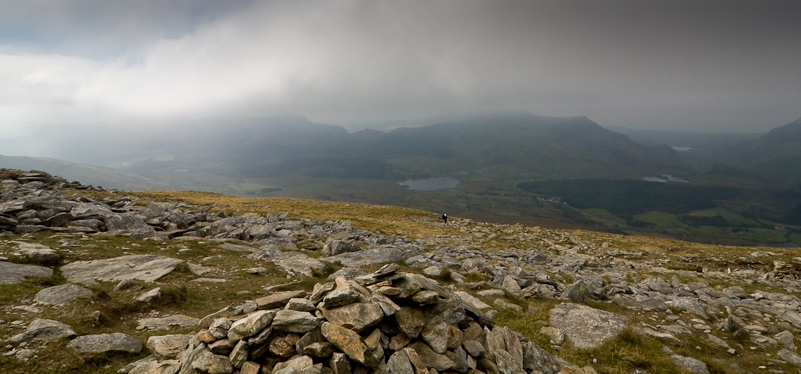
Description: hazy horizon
1,0,801,158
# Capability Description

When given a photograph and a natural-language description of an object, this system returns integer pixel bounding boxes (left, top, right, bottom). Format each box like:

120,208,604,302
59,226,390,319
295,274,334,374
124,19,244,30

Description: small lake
399,178,460,191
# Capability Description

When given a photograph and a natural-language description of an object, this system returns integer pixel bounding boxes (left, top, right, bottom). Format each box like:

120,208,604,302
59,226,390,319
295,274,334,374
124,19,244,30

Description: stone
67,333,143,354
137,314,200,331
501,275,522,294
304,342,336,357
549,303,628,349
146,334,192,360
670,353,710,374
136,287,162,303
774,330,797,350
421,322,451,354
228,310,275,343
778,348,801,367
272,310,320,333
539,326,565,345
287,298,317,312
0,261,53,285
321,247,413,268
16,242,60,264
371,291,401,316
320,302,384,333
229,340,249,368
60,254,184,285
269,335,298,357
323,284,362,308
272,252,327,278
411,290,440,305
273,355,313,374
9,318,76,343
255,290,307,310
455,291,490,310
387,350,414,374
322,240,362,257
329,352,352,374
409,341,455,372
462,340,484,357
395,306,426,338
321,322,380,368
241,361,261,374
192,348,234,374
34,283,93,305
210,318,233,339
522,341,561,374
403,347,430,374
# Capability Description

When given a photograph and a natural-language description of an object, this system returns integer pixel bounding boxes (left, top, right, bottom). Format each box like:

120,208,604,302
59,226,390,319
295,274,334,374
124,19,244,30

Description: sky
1,0,800,147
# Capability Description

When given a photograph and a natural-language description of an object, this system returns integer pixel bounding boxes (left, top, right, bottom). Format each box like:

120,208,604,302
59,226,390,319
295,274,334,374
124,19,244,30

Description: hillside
3,169,801,373
722,117,801,184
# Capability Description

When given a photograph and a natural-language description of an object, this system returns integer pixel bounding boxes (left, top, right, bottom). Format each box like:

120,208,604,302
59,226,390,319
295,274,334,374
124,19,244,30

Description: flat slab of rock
549,303,628,349
321,247,413,267
35,283,93,305
136,314,200,331
67,332,143,354
455,291,490,310
16,242,60,264
10,318,76,343
0,261,53,284
61,254,184,285
272,252,326,278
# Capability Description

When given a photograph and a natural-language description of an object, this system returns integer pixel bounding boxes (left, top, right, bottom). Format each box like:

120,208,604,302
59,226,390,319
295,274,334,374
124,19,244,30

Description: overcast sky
1,0,800,140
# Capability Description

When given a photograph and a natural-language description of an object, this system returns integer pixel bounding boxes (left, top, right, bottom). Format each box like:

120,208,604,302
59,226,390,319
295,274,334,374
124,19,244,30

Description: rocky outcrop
128,270,574,374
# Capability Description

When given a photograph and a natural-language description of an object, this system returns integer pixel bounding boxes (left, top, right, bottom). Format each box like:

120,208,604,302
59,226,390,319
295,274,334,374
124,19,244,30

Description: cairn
125,264,573,374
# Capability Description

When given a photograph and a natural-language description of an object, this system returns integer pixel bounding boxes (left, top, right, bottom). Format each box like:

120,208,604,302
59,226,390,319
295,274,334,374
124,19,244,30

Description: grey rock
137,314,200,331
321,247,415,267
34,283,93,305
272,310,320,333
146,334,192,360
455,291,490,310
522,341,561,374
228,310,275,343
320,302,384,333
321,322,380,368
395,306,426,338
16,242,60,264
0,260,53,285
409,341,455,372
192,348,234,374
136,287,162,303
421,322,451,354
271,252,326,278
387,350,414,374
323,284,362,308
778,348,801,367
549,303,628,349
670,354,710,374
67,332,143,354
9,318,76,343
322,240,362,257
60,254,184,285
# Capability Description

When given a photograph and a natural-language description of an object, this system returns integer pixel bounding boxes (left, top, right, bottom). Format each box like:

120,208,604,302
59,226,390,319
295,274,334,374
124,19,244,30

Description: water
399,178,460,191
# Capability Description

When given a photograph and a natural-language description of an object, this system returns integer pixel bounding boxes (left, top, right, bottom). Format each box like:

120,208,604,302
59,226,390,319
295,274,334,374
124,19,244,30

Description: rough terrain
2,169,801,373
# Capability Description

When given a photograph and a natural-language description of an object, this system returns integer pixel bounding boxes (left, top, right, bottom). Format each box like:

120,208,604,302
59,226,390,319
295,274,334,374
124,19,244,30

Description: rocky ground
2,169,801,374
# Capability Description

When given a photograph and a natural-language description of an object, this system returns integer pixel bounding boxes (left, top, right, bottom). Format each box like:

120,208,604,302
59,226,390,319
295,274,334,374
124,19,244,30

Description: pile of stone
124,266,576,374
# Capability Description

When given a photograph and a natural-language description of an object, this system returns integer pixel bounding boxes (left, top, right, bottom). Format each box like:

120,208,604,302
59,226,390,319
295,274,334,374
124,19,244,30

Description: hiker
442,213,448,223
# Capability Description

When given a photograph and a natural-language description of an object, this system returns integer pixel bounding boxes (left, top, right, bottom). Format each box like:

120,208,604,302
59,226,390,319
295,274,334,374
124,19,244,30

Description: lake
399,178,460,191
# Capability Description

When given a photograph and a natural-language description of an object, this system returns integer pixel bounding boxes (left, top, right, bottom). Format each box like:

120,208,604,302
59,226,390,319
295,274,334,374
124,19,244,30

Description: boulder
34,283,93,305
549,303,628,349
67,333,143,354
60,254,184,285
0,261,53,285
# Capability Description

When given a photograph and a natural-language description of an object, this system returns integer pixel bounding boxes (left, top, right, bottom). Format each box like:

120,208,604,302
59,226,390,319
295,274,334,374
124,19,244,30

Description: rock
322,240,362,257
34,283,93,305
321,302,384,333
60,254,184,285
455,291,490,310
228,310,275,343
229,340,249,368
241,361,261,374
0,261,53,284
421,322,451,354
322,247,414,267
670,353,710,374
409,341,455,372
273,310,321,333
329,352,352,374
255,290,307,310
271,252,326,278
16,242,60,264
549,303,628,349
387,350,414,374
778,348,801,367
9,318,76,343
136,287,162,303
321,322,380,368
396,306,426,338
323,284,362,308
774,330,797,350
67,333,143,354
287,297,317,312
192,347,234,374
522,341,561,374
273,355,314,373
147,334,192,360
539,326,565,345
136,314,200,331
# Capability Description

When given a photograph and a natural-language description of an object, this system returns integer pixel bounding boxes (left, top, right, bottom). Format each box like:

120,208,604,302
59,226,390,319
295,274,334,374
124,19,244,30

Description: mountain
342,112,692,180
720,117,801,184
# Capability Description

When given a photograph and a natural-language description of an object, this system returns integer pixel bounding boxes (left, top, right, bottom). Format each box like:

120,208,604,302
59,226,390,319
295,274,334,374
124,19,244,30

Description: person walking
442,213,448,223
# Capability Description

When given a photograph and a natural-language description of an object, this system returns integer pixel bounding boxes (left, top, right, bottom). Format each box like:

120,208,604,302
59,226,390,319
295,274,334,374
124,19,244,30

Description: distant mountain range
3,112,801,186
